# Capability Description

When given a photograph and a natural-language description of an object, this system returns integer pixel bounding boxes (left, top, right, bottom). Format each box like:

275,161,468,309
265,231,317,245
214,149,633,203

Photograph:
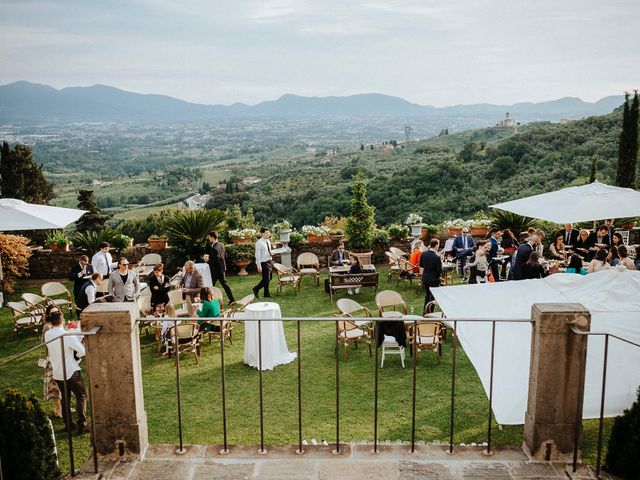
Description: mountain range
0,81,624,123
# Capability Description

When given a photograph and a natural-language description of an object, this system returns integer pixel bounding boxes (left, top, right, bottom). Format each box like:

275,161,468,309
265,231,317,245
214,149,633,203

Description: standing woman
499,229,518,279
41,304,63,418
148,263,171,315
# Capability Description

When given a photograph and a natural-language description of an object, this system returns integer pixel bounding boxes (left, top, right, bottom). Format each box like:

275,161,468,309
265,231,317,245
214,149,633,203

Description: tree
589,155,599,183
345,172,375,250
75,190,108,233
0,142,53,204
615,91,639,188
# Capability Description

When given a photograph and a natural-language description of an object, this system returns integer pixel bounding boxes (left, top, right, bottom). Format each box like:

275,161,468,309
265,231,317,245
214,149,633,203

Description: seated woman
565,254,587,275
347,257,363,294
612,232,625,248
574,229,595,260
587,249,611,273
521,251,547,279
409,240,424,273
608,246,620,267
196,287,221,333
548,234,565,260
617,245,637,270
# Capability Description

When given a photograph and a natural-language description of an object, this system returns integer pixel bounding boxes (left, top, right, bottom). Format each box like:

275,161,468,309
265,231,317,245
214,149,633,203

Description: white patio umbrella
0,198,87,303
490,181,640,223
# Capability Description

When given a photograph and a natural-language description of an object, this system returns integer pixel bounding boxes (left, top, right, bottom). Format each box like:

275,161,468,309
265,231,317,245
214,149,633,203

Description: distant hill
0,80,624,123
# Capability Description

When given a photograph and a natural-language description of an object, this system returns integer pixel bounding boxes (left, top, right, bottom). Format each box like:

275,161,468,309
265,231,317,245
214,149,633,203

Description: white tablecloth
195,263,213,288
242,302,296,370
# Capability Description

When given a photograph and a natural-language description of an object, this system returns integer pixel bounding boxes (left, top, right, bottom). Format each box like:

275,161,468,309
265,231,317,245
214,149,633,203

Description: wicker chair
375,290,407,318
6,301,43,339
22,292,48,310
296,252,320,286
273,262,301,295
407,322,441,364
41,282,73,313
385,251,401,283
334,299,373,360
389,246,408,258
168,288,190,317
396,257,419,287
167,323,201,364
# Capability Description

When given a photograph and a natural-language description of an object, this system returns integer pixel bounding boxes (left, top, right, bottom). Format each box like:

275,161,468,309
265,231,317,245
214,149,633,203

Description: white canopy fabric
431,270,640,425
489,181,640,223
0,198,86,231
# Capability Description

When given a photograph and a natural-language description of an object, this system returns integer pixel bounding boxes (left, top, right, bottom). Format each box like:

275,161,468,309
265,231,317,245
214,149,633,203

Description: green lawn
0,270,611,473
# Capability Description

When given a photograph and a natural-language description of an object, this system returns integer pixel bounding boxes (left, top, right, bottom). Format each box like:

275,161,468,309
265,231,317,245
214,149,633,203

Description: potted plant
112,233,133,250
228,228,258,245
226,243,255,276
148,235,169,250
470,218,491,236
344,173,375,264
301,225,330,243
387,224,408,241
46,230,71,253
443,218,468,236
421,224,440,240
405,213,423,237
271,220,292,243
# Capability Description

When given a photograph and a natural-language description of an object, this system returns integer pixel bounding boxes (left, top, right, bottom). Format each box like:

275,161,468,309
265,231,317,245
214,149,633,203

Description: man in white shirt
253,228,273,298
44,310,88,433
91,242,115,278
76,273,104,317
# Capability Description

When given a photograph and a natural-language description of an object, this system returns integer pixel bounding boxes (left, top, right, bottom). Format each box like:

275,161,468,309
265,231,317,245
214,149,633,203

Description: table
329,264,376,274
242,302,296,370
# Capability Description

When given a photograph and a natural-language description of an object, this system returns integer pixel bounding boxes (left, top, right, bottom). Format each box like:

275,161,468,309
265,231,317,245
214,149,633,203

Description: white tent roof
489,181,640,223
431,270,640,424
0,198,86,231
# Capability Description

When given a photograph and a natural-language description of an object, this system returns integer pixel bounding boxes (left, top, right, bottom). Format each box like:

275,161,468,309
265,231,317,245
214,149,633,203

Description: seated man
330,242,351,266
452,228,475,281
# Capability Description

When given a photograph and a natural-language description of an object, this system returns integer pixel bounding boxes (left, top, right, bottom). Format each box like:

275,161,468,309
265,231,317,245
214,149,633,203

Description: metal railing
0,327,102,479
570,326,640,478
136,316,532,457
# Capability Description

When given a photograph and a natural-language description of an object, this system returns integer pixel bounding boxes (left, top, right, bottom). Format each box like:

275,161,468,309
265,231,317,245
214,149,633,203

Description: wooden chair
423,300,447,348
22,292,48,310
296,252,320,286
389,246,408,259
396,257,419,287
334,299,373,359
385,252,401,283
273,262,301,295
227,294,255,316
375,290,407,318
168,289,189,317
168,323,201,364
408,322,441,364
6,301,43,339
202,311,234,346
41,282,73,313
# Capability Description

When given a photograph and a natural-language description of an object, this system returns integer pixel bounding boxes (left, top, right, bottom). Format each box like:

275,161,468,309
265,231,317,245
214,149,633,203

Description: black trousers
423,281,440,308
211,267,235,303
56,370,87,429
254,262,272,296
490,261,501,282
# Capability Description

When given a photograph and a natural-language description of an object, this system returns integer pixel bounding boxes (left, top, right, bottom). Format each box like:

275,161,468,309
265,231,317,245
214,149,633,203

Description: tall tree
616,91,639,188
589,155,599,183
75,190,108,233
0,141,53,204
345,172,375,250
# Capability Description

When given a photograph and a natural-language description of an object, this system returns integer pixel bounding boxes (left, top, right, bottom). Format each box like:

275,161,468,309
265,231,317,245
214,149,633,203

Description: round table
242,302,296,370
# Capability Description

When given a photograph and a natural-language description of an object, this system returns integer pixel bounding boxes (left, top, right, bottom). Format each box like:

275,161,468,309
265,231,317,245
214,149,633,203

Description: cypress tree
76,190,108,233
616,91,639,188
589,156,598,183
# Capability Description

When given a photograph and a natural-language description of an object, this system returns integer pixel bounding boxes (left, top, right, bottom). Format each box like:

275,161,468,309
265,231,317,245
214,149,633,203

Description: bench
329,272,379,302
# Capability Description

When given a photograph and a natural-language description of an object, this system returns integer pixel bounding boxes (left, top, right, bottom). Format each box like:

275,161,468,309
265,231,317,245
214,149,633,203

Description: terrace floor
75,443,607,480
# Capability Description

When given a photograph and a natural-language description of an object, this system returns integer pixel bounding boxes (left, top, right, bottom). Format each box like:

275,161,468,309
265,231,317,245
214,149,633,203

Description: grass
0,269,612,473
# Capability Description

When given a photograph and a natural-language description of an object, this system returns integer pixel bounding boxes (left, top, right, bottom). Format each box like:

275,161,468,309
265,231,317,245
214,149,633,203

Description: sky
1,0,637,107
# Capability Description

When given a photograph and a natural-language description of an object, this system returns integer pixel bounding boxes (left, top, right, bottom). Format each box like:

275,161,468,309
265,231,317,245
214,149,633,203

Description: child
161,304,179,357
467,244,489,283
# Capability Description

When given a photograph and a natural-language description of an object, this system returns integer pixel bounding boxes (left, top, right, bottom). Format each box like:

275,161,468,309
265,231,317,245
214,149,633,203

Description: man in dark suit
557,224,579,248
69,255,93,315
487,229,502,282
510,236,539,280
452,228,474,281
420,239,443,309
604,218,615,244
204,231,235,304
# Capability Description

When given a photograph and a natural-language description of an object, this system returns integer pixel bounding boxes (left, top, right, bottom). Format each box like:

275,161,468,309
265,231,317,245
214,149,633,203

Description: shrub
225,243,255,262
45,230,70,247
301,225,330,237
372,228,390,247
345,173,376,250
0,388,60,479
0,234,31,294
271,220,292,234
424,224,440,235
604,386,640,478
321,215,348,235
489,209,536,233
115,211,168,244
111,233,132,249
289,231,304,248
73,229,116,253
228,228,258,239
164,209,226,264
387,224,408,240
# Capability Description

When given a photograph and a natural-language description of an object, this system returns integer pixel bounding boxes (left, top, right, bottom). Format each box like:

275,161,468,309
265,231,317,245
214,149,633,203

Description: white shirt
85,281,97,305
255,237,272,264
91,250,114,276
44,326,85,381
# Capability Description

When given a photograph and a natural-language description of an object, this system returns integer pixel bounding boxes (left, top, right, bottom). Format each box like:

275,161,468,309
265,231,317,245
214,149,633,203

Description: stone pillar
524,303,590,461
82,302,148,457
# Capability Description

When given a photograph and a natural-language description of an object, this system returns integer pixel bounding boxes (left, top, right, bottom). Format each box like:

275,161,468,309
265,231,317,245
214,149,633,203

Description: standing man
487,229,502,282
69,255,93,311
420,239,443,309
204,231,235,305
180,261,204,316
76,273,104,317
557,223,579,248
91,242,115,279
452,227,475,282
253,228,273,298
107,257,140,302
604,218,615,244
44,309,88,434
510,235,539,280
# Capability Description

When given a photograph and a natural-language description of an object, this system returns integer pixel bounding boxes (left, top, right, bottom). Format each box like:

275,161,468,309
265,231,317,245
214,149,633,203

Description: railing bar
60,336,75,476
449,321,457,454
135,316,534,323
174,319,184,453
258,320,265,453
297,320,303,454
572,332,587,472
568,326,640,348
487,321,496,455
219,318,228,453
374,321,379,453
335,320,340,454
84,338,99,473
596,334,609,478
411,319,418,453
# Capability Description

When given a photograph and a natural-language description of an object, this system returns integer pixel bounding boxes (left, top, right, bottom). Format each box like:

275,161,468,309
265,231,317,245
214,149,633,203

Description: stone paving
76,444,610,480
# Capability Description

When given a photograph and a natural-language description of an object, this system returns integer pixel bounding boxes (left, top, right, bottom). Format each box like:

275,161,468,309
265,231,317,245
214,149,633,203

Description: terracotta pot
448,227,462,236
306,234,327,243
234,259,251,276
232,237,253,245
471,227,488,236
350,250,373,266
148,238,168,250
50,243,69,253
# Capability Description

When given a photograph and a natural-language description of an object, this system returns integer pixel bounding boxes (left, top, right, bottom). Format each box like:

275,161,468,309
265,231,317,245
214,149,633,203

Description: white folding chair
381,335,405,368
